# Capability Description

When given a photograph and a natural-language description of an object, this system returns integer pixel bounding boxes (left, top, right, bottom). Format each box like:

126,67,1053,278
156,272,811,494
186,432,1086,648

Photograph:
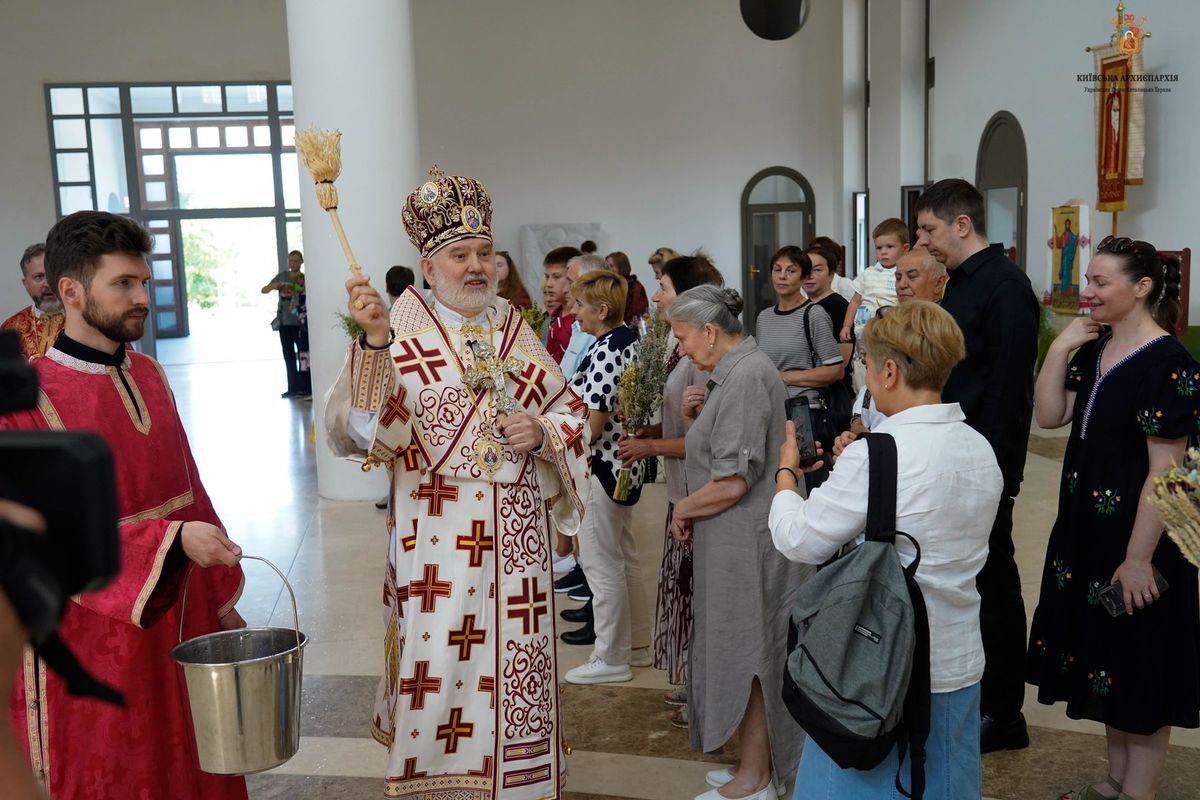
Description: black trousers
976,493,1026,721
278,325,311,394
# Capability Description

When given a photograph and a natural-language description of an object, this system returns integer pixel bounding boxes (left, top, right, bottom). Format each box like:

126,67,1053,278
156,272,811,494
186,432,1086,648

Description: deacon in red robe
2,211,247,800
2,244,64,360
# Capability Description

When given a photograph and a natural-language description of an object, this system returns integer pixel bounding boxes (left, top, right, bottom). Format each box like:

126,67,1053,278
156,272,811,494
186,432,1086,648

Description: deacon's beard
82,292,148,343
429,265,497,317
35,295,64,315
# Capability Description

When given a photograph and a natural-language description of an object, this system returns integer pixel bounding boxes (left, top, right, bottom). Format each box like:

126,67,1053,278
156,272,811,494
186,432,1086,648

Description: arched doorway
976,111,1028,272
741,167,814,335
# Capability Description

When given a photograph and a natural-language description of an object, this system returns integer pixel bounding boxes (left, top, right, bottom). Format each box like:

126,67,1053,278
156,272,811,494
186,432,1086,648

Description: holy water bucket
170,555,308,775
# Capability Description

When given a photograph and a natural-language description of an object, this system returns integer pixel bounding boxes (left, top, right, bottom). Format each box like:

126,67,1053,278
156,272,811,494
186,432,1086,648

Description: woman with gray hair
669,286,805,800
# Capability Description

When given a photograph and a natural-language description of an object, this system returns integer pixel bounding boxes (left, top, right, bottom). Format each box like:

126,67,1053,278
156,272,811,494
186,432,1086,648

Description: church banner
1091,44,1145,212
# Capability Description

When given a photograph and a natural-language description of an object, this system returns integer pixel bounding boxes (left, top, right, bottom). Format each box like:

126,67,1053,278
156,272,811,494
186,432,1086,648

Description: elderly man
325,166,590,800
894,246,948,304
838,246,946,442
2,243,64,359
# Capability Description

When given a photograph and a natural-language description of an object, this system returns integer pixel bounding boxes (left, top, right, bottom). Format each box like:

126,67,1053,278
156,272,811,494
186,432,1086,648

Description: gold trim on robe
131,520,183,627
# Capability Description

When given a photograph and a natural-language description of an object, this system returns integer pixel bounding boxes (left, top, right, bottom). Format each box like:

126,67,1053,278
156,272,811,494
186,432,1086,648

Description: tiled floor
164,356,1200,800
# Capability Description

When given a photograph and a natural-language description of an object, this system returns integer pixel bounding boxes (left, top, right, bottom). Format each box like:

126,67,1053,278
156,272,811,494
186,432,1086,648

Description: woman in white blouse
768,301,1003,799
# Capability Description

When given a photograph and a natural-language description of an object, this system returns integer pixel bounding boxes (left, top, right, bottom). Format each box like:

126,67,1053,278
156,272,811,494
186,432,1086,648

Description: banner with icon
1090,7,1147,212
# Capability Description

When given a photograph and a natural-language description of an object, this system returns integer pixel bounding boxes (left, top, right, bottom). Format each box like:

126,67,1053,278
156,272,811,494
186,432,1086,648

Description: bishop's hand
497,412,545,454
181,522,243,568
345,275,391,347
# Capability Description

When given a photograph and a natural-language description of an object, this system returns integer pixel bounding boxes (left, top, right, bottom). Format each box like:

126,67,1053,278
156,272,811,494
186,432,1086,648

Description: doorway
976,111,1028,270
740,167,815,335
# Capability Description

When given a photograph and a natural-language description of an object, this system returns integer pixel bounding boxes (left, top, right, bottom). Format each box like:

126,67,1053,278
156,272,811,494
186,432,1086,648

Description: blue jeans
792,682,981,800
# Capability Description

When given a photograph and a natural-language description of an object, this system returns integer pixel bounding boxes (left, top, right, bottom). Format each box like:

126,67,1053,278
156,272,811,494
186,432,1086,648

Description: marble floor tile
304,636,385,677
266,735,386,778
300,674,379,738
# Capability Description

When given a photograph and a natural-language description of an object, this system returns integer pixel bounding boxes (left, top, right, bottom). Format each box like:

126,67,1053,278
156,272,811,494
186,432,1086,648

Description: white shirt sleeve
347,408,378,450
852,386,867,415
769,439,871,564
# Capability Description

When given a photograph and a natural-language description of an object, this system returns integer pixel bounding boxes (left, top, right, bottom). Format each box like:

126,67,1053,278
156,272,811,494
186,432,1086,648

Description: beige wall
0,0,289,321
410,0,848,298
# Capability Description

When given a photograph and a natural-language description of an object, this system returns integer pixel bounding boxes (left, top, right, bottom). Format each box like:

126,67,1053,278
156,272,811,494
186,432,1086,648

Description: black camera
0,331,121,695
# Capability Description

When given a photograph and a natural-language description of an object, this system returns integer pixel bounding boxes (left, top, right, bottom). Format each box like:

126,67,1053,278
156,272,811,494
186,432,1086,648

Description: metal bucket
170,555,307,775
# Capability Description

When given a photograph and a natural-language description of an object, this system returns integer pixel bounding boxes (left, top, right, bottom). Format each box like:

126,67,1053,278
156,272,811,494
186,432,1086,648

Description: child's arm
840,292,862,342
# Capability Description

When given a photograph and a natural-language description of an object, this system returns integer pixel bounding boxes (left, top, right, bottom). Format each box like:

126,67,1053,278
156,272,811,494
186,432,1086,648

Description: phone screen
789,400,819,467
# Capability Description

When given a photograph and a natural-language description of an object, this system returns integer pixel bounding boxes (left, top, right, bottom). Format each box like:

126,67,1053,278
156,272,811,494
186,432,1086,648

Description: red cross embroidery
559,421,585,458
510,362,548,408
468,755,494,778
455,520,493,568
415,473,459,516
448,614,487,661
402,519,418,553
398,757,427,781
565,390,588,416
398,660,442,710
394,581,410,612
380,384,412,427
409,564,452,613
477,676,496,709
401,443,421,472
393,339,449,386
506,577,548,635
435,707,474,754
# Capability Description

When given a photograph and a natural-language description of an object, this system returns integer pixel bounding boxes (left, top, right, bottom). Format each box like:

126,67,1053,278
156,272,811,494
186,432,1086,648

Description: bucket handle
178,555,302,654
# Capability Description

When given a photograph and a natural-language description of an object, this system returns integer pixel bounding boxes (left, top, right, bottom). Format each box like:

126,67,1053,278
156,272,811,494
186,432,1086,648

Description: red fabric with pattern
2,352,246,800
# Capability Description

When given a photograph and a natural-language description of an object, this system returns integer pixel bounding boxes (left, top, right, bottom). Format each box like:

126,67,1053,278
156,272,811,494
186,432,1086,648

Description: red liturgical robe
1,306,64,360
2,342,246,800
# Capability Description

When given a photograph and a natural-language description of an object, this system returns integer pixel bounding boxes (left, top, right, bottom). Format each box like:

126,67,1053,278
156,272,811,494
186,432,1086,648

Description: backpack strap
894,572,931,800
863,433,897,542
801,303,819,369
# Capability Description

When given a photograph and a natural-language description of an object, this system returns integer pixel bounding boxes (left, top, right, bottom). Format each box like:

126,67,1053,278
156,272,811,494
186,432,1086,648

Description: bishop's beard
429,267,497,316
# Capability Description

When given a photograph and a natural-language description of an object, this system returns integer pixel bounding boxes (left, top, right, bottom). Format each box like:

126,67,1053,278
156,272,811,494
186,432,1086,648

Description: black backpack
781,433,931,799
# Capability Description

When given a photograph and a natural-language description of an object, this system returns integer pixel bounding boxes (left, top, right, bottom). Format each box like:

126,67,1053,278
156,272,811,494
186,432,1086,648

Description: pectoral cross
460,326,522,479
461,332,521,416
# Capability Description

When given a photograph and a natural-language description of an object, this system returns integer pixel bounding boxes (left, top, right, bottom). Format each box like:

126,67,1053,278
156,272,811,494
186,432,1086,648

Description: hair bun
720,288,744,318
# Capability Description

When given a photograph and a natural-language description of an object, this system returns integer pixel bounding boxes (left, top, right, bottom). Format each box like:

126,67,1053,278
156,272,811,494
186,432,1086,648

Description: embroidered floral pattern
1088,669,1114,696
1136,407,1164,435
1066,470,1078,495
1059,653,1076,675
1172,369,1200,397
1086,580,1105,607
1053,557,1072,589
1092,488,1121,516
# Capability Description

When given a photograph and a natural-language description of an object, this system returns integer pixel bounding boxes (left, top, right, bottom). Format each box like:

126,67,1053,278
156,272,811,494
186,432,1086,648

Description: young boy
542,246,581,363
840,218,909,389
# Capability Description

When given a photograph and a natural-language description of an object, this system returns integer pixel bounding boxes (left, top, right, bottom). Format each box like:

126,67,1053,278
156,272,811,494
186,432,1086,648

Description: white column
867,0,926,223
286,0,422,500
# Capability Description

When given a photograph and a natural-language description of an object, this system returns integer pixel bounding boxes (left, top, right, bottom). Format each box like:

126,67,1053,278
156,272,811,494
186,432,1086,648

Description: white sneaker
564,655,632,685
704,769,786,797
552,552,577,576
693,786,775,800
630,647,653,668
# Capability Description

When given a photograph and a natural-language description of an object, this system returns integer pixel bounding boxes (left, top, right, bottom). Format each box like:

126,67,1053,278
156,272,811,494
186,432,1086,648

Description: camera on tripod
0,330,120,645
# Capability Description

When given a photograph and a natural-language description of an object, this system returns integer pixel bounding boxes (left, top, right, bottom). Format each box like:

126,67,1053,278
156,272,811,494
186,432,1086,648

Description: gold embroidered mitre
401,165,493,257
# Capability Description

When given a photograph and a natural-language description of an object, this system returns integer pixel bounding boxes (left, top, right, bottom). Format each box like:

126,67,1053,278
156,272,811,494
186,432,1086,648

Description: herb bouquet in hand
614,317,672,501
1147,447,1200,568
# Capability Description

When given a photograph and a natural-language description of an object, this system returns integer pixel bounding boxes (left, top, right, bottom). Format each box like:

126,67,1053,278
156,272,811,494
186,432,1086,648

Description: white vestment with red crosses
325,287,590,800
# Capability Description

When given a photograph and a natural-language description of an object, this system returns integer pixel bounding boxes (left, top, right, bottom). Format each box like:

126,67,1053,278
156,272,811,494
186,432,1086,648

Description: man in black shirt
915,179,1040,752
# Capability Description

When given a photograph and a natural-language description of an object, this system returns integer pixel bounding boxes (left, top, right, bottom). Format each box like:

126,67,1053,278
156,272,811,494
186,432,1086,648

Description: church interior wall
928,0,1199,307
409,0,848,298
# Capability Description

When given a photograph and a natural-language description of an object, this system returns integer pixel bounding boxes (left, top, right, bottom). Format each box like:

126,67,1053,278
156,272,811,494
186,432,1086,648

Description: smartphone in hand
1098,566,1170,617
788,399,819,468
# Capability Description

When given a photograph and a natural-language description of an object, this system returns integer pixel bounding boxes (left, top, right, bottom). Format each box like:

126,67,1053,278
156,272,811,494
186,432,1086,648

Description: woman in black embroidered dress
1028,237,1199,800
